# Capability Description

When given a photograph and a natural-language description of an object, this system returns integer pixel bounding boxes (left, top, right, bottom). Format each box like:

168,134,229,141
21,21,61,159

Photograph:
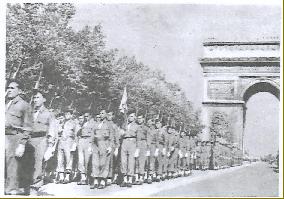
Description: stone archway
199,39,280,153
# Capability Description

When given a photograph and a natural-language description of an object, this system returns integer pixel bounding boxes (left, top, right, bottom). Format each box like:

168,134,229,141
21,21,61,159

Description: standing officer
134,114,150,185
90,110,113,189
5,80,33,195
120,112,139,187
77,112,95,185
56,107,79,184
30,90,57,190
178,131,187,176
106,111,120,185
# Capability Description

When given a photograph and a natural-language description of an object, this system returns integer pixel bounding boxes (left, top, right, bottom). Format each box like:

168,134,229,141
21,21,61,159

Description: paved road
36,162,279,197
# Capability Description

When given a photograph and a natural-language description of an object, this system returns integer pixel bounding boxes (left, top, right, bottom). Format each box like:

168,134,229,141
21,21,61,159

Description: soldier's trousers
157,144,166,175
91,140,111,178
78,137,91,174
168,150,178,172
136,140,147,175
29,136,47,181
57,138,74,172
121,138,136,176
149,145,156,174
5,134,23,193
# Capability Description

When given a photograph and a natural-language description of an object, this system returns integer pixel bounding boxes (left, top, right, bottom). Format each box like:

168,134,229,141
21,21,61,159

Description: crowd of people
5,80,243,195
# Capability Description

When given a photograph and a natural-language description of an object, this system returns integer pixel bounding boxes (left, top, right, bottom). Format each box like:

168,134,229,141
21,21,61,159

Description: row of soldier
5,80,242,195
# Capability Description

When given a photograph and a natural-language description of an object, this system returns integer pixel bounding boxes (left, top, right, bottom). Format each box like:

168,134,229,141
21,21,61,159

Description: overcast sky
69,4,281,156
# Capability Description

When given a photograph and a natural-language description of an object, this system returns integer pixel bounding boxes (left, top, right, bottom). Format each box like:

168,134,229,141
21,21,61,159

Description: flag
119,87,128,113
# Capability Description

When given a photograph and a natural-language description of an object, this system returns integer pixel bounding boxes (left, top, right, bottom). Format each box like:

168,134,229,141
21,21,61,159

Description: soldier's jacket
61,119,79,140
179,136,187,152
156,127,167,147
32,105,57,140
79,119,96,138
5,95,33,144
122,122,139,138
108,120,120,148
166,132,178,151
136,123,151,148
147,126,157,146
92,120,114,146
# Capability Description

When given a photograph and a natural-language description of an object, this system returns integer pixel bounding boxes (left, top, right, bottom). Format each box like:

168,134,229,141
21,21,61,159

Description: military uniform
91,120,114,180
166,129,178,176
136,123,150,177
31,105,57,185
56,118,78,181
107,120,120,182
148,125,158,177
5,95,33,194
77,119,95,180
178,134,187,175
121,122,139,177
156,127,168,178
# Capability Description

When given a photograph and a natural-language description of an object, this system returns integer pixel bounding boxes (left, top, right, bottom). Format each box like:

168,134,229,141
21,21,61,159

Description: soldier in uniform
134,114,150,185
106,111,120,185
90,110,114,189
166,125,178,179
155,120,168,181
77,112,95,185
5,81,33,195
56,107,79,184
178,131,187,176
120,112,139,187
30,91,57,190
147,118,157,183
184,131,192,175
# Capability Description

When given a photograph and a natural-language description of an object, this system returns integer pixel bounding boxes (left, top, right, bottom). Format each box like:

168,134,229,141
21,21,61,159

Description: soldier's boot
161,173,166,181
90,178,99,189
98,178,106,189
133,174,139,185
127,176,133,187
147,174,152,184
112,174,118,184
138,175,144,185
63,170,71,184
152,173,157,182
77,173,87,185
120,176,128,187
56,172,65,184
143,172,148,183
106,178,112,186
156,175,161,182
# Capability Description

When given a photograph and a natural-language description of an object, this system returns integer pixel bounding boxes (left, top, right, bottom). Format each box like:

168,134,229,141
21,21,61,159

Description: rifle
30,62,44,104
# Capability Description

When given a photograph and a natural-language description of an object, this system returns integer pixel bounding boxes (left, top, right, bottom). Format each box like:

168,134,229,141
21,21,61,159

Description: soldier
30,91,57,190
56,107,79,184
134,114,150,185
178,131,187,176
155,120,168,181
184,132,192,176
120,112,139,187
5,80,33,195
90,110,113,189
147,118,157,183
77,112,95,185
106,111,120,185
166,126,178,179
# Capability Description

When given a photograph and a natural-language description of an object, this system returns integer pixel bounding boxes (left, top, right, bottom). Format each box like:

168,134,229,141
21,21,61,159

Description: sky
69,3,281,156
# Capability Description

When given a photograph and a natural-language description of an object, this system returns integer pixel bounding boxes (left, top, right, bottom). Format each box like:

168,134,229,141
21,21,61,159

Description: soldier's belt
123,136,136,139
80,135,91,138
30,131,47,138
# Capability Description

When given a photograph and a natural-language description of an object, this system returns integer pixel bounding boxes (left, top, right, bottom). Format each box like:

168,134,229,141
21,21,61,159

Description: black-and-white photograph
2,0,282,197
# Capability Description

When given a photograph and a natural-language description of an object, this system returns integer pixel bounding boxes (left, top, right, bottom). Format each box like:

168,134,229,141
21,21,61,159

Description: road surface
36,162,279,197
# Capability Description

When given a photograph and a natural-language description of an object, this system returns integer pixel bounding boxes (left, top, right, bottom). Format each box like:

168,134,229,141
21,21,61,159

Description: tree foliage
6,3,203,133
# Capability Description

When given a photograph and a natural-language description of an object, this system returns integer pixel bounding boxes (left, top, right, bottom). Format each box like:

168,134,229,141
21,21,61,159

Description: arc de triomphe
200,39,280,152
